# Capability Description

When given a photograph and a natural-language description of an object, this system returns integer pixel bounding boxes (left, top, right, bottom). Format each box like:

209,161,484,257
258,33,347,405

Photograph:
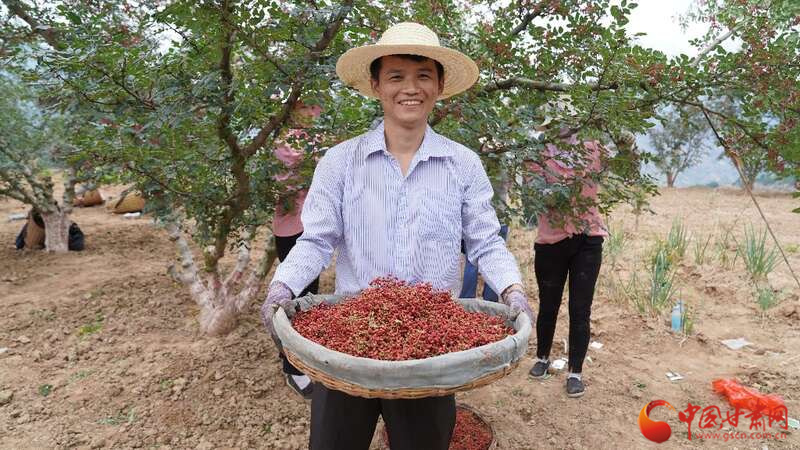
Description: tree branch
429,102,458,127
242,0,354,157
216,5,240,154
667,96,771,152
690,24,742,68
485,77,618,93
89,62,156,110
165,218,210,307
510,1,549,37
223,224,255,293
700,108,800,290
1,0,63,49
207,1,248,272
61,164,76,215
0,145,52,207
0,183,33,204
230,22,290,77
234,230,278,312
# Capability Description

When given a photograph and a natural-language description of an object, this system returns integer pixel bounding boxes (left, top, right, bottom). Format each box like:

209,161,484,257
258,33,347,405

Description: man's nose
401,78,421,94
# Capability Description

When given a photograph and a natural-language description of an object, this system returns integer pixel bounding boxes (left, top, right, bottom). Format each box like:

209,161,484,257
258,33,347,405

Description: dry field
1,187,798,449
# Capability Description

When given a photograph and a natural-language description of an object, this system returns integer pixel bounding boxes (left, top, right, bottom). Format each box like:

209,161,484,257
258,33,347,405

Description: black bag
14,225,26,250
68,223,85,251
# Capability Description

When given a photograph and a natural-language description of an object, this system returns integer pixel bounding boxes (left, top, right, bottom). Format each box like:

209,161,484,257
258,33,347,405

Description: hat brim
335,44,479,100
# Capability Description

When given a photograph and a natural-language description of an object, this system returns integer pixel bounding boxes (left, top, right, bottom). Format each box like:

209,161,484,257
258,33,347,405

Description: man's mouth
399,100,422,106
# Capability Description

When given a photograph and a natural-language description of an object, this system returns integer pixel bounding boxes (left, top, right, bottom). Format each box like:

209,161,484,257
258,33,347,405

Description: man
261,22,533,450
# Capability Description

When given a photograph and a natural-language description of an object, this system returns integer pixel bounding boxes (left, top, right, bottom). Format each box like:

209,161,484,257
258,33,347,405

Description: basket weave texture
274,294,531,399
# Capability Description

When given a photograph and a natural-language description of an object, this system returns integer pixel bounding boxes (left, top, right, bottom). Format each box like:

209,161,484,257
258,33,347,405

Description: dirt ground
1,187,798,450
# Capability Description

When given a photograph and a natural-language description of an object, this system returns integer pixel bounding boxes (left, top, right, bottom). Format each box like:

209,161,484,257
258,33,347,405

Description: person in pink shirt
527,126,608,398
273,100,322,400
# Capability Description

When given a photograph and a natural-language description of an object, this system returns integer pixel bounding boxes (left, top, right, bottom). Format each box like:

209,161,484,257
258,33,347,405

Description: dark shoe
566,377,585,398
285,373,313,400
529,360,550,379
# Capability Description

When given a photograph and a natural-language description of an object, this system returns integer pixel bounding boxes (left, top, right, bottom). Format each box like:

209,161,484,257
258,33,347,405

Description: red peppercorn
292,277,514,361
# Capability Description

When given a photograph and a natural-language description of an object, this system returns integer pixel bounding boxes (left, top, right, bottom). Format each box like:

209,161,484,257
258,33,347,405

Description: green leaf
38,384,53,397
610,5,624,21
65,11,82,25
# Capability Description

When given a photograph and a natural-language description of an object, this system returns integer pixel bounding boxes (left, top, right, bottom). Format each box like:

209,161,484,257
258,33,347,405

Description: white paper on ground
551,358,567,371
666,371,684,382
720,338,752,350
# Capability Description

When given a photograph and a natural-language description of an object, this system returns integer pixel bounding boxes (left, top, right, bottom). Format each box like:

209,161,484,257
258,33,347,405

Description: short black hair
369,54,444,82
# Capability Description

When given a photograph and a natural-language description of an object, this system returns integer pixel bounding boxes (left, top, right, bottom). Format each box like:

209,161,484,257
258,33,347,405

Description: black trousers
310,384,455,450
276,232,320,376
534,234,603,373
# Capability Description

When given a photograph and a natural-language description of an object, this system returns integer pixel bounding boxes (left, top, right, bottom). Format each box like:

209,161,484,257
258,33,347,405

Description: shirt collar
361,121,455,161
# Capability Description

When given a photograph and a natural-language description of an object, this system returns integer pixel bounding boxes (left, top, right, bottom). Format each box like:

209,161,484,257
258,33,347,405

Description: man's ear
370,78,380,96
437,78,444,96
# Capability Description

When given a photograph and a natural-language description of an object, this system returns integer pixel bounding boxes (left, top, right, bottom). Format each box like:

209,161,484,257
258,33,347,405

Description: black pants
310,384,455,450
534,234,603,373
276,232,320,376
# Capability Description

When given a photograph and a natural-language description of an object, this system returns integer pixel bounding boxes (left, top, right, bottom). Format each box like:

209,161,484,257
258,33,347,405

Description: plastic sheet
712,378,786,414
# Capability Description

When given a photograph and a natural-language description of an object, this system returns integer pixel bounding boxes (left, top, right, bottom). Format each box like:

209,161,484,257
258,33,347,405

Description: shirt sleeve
461,153,522,295
272,146,345,296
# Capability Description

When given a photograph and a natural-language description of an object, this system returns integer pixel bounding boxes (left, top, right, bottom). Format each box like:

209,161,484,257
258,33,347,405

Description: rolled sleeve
272,147,345,296
461,154,522,295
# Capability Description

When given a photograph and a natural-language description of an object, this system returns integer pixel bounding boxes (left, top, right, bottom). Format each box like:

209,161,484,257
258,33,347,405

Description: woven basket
74,189,103,207
108,192,145,214
274,295,531,399
285,351,519,400
379,404,497,450
24,214,46,249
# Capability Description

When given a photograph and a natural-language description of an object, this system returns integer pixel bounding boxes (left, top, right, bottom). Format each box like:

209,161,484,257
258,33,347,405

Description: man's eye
419,74,430,79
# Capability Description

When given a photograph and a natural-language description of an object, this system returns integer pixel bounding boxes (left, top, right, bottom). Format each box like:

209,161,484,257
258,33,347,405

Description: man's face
370,55,444,128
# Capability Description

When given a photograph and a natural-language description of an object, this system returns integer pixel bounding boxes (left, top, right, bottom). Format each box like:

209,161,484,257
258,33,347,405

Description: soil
1,186,798,449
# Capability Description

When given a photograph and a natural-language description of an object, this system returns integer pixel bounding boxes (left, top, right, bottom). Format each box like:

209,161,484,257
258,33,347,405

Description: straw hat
336,22,479,100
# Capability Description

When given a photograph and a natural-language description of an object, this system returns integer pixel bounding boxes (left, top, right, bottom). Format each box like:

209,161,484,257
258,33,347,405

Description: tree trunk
665,172,675,188
166,220,279,335
197,238,278,336
41,210,71,253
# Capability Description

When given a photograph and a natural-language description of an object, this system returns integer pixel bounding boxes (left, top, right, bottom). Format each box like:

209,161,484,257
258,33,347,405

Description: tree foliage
2,0,798,330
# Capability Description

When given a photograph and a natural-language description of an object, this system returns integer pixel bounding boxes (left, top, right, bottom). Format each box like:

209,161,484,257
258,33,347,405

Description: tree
648,106,709,187
674,0,800,193
0,72,76,252
705,94,768,191
3,0,798,332
2,0,369,335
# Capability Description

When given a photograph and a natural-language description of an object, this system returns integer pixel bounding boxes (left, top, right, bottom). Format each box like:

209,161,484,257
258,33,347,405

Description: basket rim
285,350,519,398
275,297,530,367
273,296,532,393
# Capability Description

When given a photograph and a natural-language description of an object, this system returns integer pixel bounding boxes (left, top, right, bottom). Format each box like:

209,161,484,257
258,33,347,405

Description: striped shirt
272,122,522,297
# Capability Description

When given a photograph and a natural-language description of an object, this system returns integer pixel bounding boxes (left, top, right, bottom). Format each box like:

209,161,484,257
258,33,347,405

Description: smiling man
261,22,533,450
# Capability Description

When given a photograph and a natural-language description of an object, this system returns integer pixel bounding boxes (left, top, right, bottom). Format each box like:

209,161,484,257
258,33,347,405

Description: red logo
638,400,676,443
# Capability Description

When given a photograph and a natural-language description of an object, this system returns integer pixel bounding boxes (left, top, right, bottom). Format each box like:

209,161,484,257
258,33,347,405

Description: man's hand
502,285,535,323
260,281,294,333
